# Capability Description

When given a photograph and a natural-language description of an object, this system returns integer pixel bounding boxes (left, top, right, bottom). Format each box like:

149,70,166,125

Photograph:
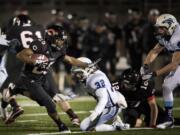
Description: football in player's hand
30,54,49,65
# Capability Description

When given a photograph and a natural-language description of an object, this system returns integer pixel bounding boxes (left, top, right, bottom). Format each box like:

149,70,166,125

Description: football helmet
12,14,32,26
120,68,141,91
155,14,178,35
30,38,48,54
71,57,95,82
46,24,68,50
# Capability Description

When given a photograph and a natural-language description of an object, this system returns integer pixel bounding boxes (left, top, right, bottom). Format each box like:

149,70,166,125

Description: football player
71,57,129,132
0,34,8,120
3,35,88,132
140,14,180,129
2,16,81,126
0,32,23,121
113,68,180,128
1,14,44,123
112,68,158,127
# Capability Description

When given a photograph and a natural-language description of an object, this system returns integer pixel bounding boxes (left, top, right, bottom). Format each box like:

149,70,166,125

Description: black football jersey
112,78,155,108
6,24,45,53
23,41,66,79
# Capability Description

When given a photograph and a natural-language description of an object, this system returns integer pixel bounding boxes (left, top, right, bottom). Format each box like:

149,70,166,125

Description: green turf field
0,96,180,135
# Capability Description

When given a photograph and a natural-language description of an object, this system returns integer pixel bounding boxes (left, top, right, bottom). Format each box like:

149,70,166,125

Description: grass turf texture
0,97,180,135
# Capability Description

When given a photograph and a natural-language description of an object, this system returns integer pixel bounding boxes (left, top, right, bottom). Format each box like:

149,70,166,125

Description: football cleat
58,123,71,133
71,118,80,126
112,121,130,130
5,106,24,124
156,120,174,129
0,107,8,121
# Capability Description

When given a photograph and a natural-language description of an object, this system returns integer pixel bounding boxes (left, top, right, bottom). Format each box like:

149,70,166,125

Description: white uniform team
141,14,180,129
0,53,8,88
1,13,180,132
0,34,9,89
157,23,180,107
71,57,129,131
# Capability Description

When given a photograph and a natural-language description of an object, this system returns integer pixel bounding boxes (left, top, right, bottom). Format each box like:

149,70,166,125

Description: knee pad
53,94,69,103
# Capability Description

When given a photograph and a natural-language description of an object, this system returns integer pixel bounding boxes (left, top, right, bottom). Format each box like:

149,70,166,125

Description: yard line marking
2,107,180,118
16,120,37,123
22,110,91,117
27,126,180,135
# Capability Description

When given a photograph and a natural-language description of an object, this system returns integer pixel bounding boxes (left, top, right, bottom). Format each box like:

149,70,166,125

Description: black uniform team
0,13,180,132
1,14,88,132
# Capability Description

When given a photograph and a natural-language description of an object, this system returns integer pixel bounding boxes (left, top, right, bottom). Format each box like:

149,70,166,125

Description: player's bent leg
48,112,70,133
37,92,70,133
2,85,24,124
95,124,116,131
157,76,176,129
46,103,70,133
0,97,10,121
5,105,24,124
53,94,80,126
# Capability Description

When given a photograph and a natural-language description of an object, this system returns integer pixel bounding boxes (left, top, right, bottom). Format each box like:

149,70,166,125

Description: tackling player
112,68,180,128
140,14,180,129
71,57,129,132
112,68,158,127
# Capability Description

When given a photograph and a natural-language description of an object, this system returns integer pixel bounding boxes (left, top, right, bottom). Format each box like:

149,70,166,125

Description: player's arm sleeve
64,55,88,68
93,88,108,115
0,35,10,47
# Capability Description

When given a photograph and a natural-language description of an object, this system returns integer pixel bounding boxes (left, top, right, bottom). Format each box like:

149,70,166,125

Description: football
30,54,49,63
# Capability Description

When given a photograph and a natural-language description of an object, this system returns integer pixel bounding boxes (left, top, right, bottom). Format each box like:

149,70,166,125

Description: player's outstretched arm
148,97,158,127
143,43,164,65
64,55,88,68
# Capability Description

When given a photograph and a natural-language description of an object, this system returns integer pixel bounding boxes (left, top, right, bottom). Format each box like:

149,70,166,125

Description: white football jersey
85,70,119,108
157,24,180,52
0,52,7,68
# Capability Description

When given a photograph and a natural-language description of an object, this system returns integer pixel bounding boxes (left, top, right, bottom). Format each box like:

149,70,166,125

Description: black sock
9,98,19,109
54,117,64,126
1,99,9,108
165,106,173,120
66,109,78,119
48,112,64,126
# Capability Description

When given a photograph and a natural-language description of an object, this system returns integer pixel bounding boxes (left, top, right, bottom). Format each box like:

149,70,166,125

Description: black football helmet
12,14,32,26
30,38,48,54
46,24,68,50
120,68,141,91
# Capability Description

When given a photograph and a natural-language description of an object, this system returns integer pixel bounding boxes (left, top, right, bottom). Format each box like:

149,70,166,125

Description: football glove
141,71,157,80
140,64,151,75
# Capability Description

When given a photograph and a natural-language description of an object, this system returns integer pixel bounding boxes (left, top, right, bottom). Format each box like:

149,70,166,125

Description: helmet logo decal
32,45,38,51
162,18,174,28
